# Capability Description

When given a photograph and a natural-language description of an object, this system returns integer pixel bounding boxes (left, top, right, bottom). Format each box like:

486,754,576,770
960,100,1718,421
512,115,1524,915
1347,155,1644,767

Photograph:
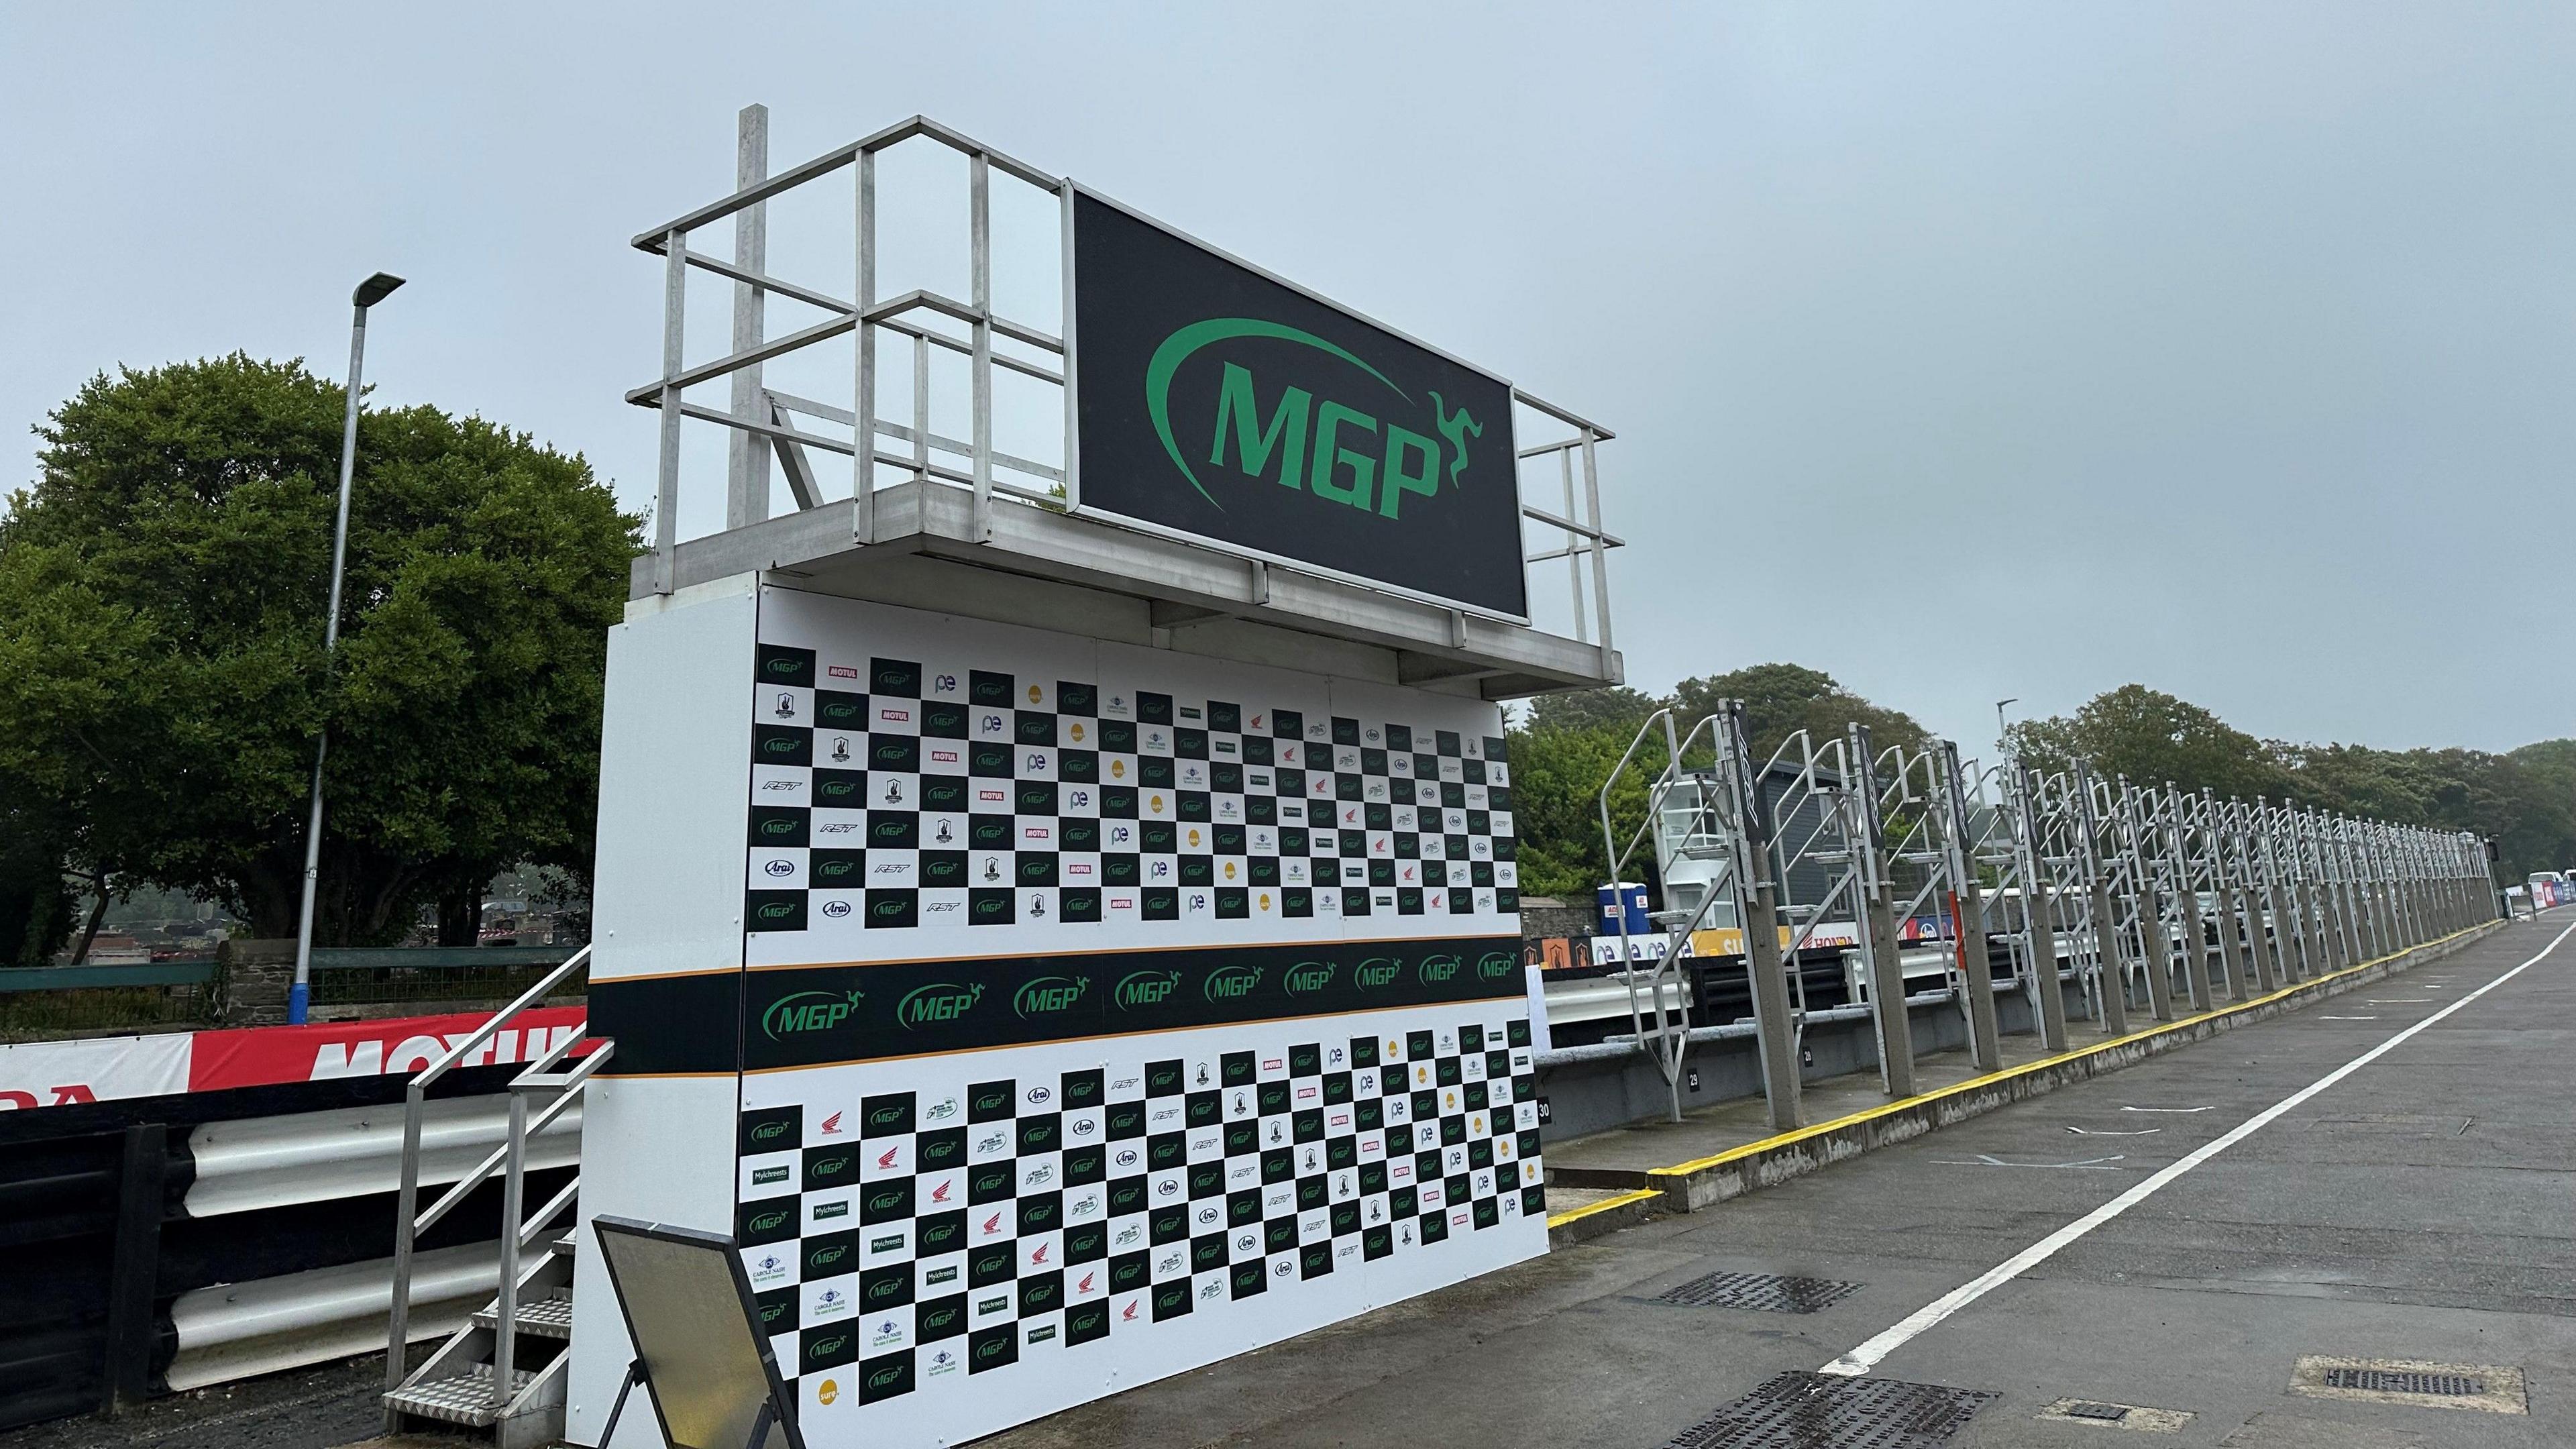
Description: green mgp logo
1202,963,1263,1002
1148,319,1478,518
1014,975,1087,1018
1355,957,1401,990
898,982,983,1028
761,990,861,1042
1114,969,1181,1010
1285,961,1336,996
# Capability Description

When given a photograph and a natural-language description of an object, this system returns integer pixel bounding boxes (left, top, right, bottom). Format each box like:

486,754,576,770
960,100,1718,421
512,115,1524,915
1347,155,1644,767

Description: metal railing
625,108,1623,651
307,946,586,1008
384,945,604,1417
0,960,219,1036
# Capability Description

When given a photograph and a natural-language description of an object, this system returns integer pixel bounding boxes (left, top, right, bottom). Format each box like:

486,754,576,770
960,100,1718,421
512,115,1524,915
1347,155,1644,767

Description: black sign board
1071,191,1527,619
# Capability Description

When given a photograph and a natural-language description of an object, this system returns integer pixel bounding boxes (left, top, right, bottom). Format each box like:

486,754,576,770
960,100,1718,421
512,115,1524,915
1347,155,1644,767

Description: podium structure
566,111,1626,1449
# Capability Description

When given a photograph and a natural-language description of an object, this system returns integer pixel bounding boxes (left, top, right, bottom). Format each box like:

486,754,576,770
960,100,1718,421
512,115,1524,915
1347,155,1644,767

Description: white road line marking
1820,917,2576,1379
2063,1126,2159,1136
1931,1154,2126,1170
2319,1015,2378,1020
2119,1106,2212,1114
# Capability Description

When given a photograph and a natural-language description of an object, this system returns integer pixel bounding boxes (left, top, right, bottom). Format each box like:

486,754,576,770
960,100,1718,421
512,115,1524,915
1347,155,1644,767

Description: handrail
384,944,594,1404
492,1038,614,1409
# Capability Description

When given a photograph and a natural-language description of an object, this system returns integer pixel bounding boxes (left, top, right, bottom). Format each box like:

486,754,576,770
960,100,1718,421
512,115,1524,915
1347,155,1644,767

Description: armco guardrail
0,1006,589,1432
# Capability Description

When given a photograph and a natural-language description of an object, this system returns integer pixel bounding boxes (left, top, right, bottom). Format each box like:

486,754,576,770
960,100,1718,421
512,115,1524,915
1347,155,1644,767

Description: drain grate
1651,1271,1864,1314
2320,1368,2482,1396
1661,1371,1996,1448
2059,1401,2131,1421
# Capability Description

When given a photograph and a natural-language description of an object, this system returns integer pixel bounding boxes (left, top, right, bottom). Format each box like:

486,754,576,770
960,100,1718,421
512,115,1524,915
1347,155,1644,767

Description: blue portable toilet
1597,881,1651,936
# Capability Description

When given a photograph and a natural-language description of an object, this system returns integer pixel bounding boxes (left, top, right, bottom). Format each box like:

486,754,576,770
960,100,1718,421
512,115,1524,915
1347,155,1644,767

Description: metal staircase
382,947,609,1449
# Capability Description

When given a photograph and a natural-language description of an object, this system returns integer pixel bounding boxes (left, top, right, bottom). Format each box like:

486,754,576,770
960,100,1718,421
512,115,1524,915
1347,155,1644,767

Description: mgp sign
1071,191,1526,619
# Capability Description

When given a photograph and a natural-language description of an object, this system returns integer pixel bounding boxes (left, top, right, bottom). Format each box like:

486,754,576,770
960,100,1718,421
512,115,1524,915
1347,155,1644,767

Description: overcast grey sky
4,3,2569,759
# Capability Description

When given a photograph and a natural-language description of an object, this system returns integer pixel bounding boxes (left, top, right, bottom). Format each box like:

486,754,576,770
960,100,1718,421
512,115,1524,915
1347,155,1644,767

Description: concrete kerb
1543,919,2505,1237
1542,1187,1662,1246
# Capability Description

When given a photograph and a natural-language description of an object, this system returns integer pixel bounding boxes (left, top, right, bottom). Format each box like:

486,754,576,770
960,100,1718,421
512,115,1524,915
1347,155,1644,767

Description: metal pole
2014,767,2070,1051
290,278,400,1025
727,104,771,529
1939,743,2000,1071
2074,763,2128,1035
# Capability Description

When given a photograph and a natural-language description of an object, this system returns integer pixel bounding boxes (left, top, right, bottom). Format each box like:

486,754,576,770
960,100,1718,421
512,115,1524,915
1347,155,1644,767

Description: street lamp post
288,272,405,1025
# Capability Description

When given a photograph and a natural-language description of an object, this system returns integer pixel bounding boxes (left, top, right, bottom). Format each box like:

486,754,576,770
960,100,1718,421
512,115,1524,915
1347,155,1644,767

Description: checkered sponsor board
743,590,1517,966
735,1004,1542,1444
580,587,1540,1449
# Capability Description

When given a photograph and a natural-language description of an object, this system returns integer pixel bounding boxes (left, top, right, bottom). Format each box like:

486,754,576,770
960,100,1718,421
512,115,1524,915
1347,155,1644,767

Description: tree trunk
437,885,482,947
68,873,112,964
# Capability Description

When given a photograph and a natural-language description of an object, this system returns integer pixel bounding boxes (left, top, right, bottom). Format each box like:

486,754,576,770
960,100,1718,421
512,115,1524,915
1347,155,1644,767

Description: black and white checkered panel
735,1010,1541,1438
743,614,1516,966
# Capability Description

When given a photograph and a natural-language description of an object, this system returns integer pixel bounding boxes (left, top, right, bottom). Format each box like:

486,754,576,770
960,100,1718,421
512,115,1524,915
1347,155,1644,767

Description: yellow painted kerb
1640,924,2485,1184
1545,1187,1661,1230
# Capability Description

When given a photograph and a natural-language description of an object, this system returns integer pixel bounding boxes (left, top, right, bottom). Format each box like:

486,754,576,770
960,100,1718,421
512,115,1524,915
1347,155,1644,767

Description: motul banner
188,1006,593,1091
0,1006,592,1110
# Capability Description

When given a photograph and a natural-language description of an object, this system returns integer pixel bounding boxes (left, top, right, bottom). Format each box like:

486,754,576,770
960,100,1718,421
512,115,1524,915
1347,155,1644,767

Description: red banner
186,1006,594,1092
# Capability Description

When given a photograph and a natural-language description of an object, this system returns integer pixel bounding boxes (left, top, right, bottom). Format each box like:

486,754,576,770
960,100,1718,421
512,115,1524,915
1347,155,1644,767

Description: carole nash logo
760,989,863,1042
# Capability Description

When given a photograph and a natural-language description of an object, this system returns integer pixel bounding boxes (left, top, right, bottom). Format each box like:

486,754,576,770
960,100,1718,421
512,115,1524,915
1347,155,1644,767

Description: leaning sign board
1070,190,1528,621
581,584,1544,1449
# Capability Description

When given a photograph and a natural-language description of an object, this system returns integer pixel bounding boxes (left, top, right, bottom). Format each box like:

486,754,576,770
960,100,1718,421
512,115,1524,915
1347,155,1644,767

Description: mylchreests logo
760,989,863,1042
1146,319,1477,519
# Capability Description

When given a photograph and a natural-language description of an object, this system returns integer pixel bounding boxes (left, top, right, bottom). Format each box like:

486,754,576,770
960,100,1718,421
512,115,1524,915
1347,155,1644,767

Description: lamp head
353,272,407,308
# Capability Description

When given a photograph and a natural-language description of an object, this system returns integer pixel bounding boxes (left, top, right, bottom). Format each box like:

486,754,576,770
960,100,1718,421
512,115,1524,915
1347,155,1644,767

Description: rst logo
898,982,983,1028
1114,969,1181,1010
1202,963,1263,1002
760,990,861,1042
1354,957,1401,991
1285,961,1336,996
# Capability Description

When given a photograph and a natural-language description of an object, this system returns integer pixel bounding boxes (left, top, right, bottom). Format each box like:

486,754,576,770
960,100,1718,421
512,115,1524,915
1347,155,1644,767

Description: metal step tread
386,1363,535,1428
472,1292,575,1337
550,1231,578,1257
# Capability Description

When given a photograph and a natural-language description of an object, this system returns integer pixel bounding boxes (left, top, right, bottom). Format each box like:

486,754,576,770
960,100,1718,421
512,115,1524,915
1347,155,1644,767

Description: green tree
2004,684,2288,799
1670,663,1929,765
1519,685,1659,736
0,356,639,945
